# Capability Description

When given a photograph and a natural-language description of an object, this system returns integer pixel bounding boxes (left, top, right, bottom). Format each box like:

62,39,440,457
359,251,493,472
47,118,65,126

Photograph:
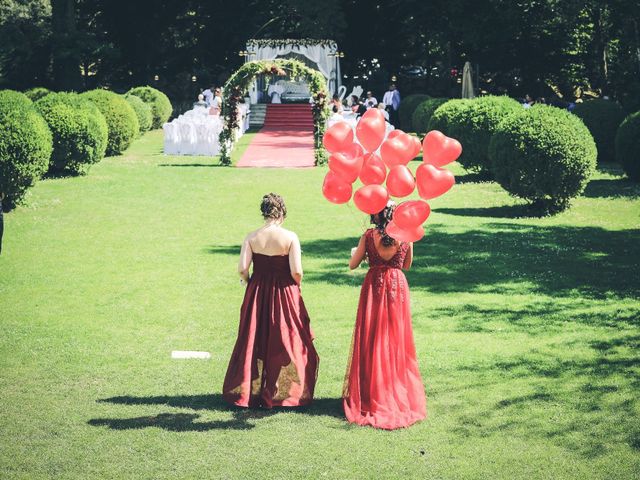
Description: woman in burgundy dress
344,202,427,429
223,193,319,408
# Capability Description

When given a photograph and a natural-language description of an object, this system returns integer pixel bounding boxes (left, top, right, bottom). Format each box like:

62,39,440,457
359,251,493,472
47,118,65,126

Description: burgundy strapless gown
343,229,427,429
223,253,319,408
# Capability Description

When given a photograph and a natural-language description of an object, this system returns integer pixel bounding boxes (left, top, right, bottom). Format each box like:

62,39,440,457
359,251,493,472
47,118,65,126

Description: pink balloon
323,121,355,154
386,220,425,242
380,135,414,168
322,171,352,204
411,135,422,159
356,108,386,152
387,129,404,139
353,184,390,214
416,163,455,200
393,200,431,229
386,165,416,198
359,153,387,185
422,130,462,167
329,147,364,184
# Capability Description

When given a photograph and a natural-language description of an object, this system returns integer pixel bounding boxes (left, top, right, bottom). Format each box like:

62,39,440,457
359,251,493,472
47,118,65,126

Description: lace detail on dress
365,229,408,302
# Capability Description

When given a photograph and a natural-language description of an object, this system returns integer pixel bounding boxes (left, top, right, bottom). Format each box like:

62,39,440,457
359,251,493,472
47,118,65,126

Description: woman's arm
349,234,367,270
238,237,252,283
288,233,303,285
402,242,414,270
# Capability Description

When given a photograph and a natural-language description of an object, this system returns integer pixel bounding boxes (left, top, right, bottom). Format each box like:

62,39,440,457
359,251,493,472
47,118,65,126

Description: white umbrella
462,61,475,99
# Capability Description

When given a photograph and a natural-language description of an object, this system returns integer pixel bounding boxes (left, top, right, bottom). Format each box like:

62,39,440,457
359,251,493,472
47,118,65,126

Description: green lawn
1,130,639,479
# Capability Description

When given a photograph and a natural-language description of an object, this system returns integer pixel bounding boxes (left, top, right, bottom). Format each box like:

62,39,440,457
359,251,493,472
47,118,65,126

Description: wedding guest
193,94,207,108
351,95,366,118
210,87,222,116
523,94,535,109
223,193,319,408
382,84,401,126
329,105,343,124
364,91,378,109
344,202,427,429
202,85,214,106
332,94,344,113
377,102,389,121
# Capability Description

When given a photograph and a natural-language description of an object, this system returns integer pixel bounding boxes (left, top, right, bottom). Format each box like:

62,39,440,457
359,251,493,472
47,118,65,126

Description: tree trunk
52,0,82,91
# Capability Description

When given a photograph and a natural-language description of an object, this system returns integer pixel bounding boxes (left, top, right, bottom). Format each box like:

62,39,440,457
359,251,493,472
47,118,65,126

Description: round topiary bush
24,87,52,102
399,94,430,131
573,99,626,163
124,94,153,134
126,86,172,129
412,97,449,135
428,96,521,175
0,103,52,208
489,104,597,213
0,90,33,109
615,111,640,181
35,92,108,174
81,89,139,155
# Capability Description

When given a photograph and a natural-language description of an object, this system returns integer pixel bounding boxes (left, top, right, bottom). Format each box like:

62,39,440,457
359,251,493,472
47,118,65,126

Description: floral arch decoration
218,59,330,166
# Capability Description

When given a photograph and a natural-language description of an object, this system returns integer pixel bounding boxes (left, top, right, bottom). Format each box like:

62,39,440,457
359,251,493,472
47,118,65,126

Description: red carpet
237,104,315,168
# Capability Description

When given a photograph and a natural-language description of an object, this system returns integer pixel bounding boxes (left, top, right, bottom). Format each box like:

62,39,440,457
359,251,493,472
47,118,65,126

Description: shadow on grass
158,163,224,168
434,204,536,218
89,394,343,432
583,177,640,199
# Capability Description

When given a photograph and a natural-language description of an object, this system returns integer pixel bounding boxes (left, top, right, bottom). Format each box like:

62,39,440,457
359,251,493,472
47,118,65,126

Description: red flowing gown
343,229,427,429
223,253,319,408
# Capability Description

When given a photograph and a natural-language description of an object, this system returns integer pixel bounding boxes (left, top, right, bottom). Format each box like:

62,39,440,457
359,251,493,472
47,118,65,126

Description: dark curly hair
260,193,287,220
370,202,396,246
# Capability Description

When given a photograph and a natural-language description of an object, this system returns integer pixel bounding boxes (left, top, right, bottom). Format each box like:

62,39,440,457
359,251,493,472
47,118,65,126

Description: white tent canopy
244,39,342,103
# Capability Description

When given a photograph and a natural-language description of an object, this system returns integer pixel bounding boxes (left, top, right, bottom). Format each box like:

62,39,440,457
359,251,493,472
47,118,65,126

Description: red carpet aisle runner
237,104,315,168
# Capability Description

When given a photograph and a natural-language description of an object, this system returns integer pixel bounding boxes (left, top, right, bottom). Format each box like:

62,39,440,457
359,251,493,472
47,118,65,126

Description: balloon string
346,201,369,234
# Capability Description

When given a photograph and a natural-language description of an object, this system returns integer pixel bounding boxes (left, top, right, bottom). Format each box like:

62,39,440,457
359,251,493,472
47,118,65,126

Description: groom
382,84,401,127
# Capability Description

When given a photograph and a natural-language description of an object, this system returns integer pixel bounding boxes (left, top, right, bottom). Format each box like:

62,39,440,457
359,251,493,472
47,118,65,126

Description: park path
236,104,315,168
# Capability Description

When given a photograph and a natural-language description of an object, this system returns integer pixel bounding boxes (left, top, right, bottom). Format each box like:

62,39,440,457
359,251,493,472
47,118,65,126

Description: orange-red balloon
380,134,414,168
416,163,455,199
322,171,352,204
356,108,386,152
323,121,354,153
422,130,462,167
328,146,364,183
359,153,387,185
393,200,431,229
386,220,425,242
411,135,422,159
386,165,416,197
387,129,404,139
354,184,389,214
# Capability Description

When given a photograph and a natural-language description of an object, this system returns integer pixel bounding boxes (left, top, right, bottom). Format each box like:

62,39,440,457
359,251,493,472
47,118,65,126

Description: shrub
615,111,640,181
573,99,626,163
124,94,153,134
126,86,172,129
35,92,108,174
0,103,52,208
428,96,521,175
24,87,52,102
399,94,429,131
0,90,33,109
81,89,139,155
489,104,597,213
412,97,448,135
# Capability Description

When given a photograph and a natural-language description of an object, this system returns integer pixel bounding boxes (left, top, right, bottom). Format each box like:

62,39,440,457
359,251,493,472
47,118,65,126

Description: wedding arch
218,58,330,166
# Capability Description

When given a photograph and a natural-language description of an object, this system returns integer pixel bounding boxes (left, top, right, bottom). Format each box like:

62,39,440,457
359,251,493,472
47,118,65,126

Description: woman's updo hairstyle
260,193,287,220
370,201,397,246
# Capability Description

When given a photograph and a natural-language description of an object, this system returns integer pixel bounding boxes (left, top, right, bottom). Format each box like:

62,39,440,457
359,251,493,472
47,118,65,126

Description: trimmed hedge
412,97,449,135
573,99,626,163
0,103,53,208
24,87,52,102
489,104,597,212
124,94,153,134
399,94,430,131
81,89,139,155
35,92,108,173
126,86,172,129
615,111,640,181
0,90,33,109
428,96,521,175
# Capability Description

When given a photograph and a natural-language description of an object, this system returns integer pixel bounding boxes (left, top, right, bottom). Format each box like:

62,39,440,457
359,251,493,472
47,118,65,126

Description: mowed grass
1,130,639,479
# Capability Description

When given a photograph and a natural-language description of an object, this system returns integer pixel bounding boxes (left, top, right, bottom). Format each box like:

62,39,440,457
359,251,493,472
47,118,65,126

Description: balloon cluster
322,108,462,242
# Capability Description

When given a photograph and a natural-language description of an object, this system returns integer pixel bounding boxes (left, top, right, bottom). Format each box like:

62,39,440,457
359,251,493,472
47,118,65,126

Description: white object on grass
171,351,211,359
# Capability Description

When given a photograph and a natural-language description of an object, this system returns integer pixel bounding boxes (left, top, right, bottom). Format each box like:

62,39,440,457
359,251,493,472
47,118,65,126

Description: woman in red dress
343,202,427,429
223,193,319,408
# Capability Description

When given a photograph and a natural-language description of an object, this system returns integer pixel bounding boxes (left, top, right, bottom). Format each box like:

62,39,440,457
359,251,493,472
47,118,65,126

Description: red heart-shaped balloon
411,135,422,159
322,171,352,204
386,165,416,198
386,220,425,242
354,184,389,214
393,200,431,229
356,108,386,152
380,135,414,168
416,163,455,200
359,153,387,185
323,121,355,154
422,130,462,167
329,147,364,184
387,129,404,140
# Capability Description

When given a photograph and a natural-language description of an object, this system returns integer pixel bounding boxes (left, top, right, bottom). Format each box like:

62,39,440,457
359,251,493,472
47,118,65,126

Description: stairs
249,104,266,128
262,104,314,130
